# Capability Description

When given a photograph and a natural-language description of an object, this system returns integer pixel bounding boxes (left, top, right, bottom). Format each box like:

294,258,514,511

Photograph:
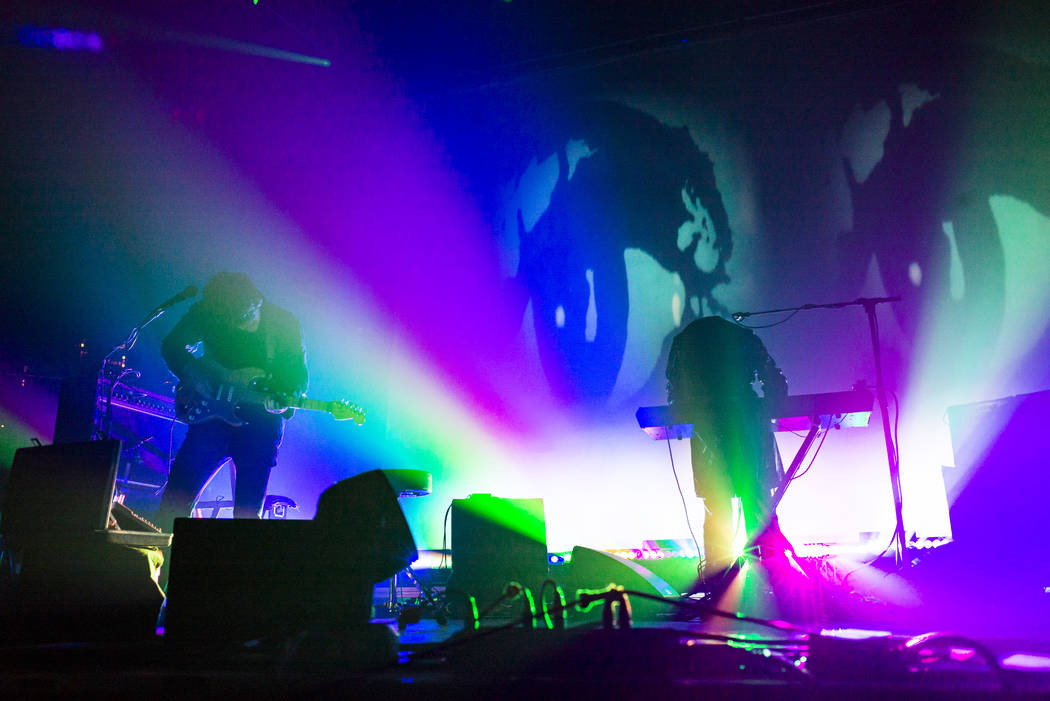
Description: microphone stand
92,303,178,440
733,296,906,566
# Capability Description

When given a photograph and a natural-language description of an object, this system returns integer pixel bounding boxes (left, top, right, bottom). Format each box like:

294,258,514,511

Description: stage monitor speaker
0,440,163,643
447,494,548,611
314,468,419,582
947,390,1050,563
566,546,679,622
2,440,120,546
164,470,417,642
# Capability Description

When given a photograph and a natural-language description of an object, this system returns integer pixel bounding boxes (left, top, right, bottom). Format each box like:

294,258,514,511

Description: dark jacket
162,300,308,401
666,316,787,407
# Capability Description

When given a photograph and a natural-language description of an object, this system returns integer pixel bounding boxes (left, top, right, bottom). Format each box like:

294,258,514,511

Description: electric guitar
174,367,366,427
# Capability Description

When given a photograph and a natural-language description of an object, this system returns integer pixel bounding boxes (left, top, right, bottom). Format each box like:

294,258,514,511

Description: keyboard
635,388,874,440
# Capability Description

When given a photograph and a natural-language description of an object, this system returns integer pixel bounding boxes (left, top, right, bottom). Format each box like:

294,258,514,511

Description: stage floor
3,547,1050,699
2,617,1050,699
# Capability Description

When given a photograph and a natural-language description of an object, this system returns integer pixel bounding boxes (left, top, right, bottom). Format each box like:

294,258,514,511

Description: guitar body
175,382,258,426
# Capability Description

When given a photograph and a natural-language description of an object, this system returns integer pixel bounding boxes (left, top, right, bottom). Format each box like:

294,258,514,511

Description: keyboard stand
769,414,828,513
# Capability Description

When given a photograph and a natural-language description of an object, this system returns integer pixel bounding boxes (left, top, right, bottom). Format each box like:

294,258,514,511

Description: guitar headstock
328,400,367,425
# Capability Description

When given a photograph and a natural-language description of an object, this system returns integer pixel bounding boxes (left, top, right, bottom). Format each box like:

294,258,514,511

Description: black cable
790,420,837,482
407,599,559,662
665,435,703,563
623,588,814,633
539,579,567,630
840,531,899,587
842,438,903,574
732,308,803,329
439,501,453,570
408,588,813,667
475,587,515,623
519,586,538,630
154,413,179,497
102,367,141,440
438,589,480,631
789,427,824,482
902,632,1012,693
167,413,177,472
868,539,895,565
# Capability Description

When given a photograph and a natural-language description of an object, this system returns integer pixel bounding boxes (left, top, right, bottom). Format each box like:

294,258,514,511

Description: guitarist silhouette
155,272,311,534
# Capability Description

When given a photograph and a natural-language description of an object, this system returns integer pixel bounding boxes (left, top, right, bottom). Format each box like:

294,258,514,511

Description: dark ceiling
7,0,972,92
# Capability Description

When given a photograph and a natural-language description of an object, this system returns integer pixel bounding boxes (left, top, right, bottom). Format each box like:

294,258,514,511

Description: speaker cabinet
566,546,679,622
447,494,548,610
947,390,1050,561
164,470,417,642
54,376,186,515
0,440,163,643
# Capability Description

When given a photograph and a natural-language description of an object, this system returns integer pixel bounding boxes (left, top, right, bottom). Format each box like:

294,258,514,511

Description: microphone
731,311,748,322
152,285,198,314
118,285,199,355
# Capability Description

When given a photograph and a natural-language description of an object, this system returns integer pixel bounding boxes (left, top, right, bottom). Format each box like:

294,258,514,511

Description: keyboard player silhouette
665,315,794,587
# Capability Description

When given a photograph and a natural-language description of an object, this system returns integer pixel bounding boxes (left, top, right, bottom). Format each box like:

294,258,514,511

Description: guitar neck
290,397,330,413
284,395,366,424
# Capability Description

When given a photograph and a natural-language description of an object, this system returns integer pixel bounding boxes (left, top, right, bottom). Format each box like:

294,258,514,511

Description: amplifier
447,494,548,611
54,375,185,514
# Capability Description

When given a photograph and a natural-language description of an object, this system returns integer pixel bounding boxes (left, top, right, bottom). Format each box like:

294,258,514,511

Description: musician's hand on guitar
263,396,289,414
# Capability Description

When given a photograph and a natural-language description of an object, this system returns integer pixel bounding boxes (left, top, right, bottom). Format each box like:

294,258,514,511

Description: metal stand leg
386,566,448,628
862,299,906,566
399,566,441,609
386,571,399,615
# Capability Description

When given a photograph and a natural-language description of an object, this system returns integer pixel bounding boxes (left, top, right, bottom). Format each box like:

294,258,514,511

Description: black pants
156,410,284,533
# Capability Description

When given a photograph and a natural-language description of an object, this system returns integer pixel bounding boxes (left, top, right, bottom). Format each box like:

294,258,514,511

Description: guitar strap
264,315,277,368
262,317,296,419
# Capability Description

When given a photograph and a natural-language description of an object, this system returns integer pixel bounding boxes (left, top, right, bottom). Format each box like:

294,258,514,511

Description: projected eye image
504,102,733,406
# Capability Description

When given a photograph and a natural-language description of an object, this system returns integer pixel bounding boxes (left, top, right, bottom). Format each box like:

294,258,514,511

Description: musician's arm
162,311,257,390
750,332,788,402
161,311,212,388
264,309,309,399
